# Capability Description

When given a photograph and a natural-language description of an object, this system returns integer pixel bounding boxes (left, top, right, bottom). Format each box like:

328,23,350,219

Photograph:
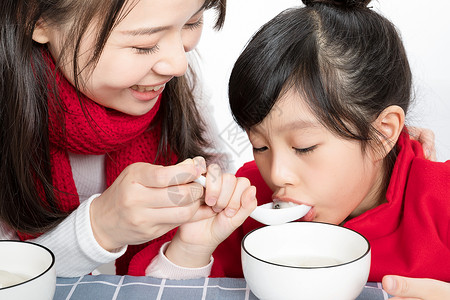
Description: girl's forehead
250,92,321,136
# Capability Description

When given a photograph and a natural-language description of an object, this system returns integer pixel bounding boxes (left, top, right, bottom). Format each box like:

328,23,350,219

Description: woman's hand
407,126,436,161
382,275,450,300
89,157,207,251
164,164,257,268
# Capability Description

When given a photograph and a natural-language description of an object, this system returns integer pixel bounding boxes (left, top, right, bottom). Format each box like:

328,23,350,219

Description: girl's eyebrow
119,7,205,37
280,120,320,131
250,120,319,136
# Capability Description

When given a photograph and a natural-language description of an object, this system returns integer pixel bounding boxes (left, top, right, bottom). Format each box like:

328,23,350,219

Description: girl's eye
184,18,203,30
132,45,159,55
253,146,268,153
293,145,317,155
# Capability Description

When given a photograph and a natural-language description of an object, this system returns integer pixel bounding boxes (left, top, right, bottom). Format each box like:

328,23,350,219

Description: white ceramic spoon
194,175,207,187
194,175,311,226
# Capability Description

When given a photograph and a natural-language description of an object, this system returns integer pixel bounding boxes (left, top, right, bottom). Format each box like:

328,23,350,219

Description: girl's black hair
229,0,411,201
0,0,226,235
229,0,411,145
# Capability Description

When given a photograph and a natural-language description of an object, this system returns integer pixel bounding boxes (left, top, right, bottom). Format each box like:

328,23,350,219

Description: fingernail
193,157,206,174
384,276,396,291
250,186,257,199
212,206,222,213
225,208,237,217
206,197,217,206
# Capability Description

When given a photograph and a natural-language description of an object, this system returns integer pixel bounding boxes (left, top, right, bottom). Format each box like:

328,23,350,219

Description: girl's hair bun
302,0,371,8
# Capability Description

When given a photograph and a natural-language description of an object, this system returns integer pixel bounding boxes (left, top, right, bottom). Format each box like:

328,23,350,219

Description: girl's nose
152,37,188,77
269,153,297,187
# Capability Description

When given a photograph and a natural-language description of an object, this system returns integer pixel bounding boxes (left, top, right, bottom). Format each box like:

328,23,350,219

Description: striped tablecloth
55,275,391,299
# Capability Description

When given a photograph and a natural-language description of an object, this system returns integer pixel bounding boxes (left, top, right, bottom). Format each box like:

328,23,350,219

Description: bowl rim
0,240,55,290
241,221,371,269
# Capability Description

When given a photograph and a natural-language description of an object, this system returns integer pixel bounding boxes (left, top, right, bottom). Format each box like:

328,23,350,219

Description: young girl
131,0,450,298
0,0,257,277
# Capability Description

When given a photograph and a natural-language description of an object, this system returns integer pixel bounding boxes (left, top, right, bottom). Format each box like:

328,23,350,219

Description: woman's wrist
89,194,123,252
164,237,214,268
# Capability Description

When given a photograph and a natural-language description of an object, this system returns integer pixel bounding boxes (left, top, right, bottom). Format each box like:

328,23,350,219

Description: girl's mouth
299,207,315,222
272,197,315,222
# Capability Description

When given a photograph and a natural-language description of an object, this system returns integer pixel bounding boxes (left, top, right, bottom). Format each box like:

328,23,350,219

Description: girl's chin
298,207,315,222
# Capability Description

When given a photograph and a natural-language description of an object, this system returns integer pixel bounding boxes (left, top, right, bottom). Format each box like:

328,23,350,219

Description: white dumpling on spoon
249,200,311,226
194,175,311,226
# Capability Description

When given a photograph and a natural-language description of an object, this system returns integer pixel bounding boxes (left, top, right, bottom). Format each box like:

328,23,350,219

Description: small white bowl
0,241,56,300
242,222,371,300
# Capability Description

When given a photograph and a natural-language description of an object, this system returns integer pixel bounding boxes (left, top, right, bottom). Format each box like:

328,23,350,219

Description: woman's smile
130,83,166,101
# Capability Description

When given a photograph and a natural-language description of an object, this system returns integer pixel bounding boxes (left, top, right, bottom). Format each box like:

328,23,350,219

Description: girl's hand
382,275,450,300
407,126,436,161
164,164,257,268
89,157,207,251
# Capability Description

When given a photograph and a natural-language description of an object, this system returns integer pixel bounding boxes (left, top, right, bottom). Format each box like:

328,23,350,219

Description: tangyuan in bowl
241,222,371,300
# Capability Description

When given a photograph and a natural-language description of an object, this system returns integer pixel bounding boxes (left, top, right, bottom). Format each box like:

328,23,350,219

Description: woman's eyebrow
119,7,205,37
120,26,171,36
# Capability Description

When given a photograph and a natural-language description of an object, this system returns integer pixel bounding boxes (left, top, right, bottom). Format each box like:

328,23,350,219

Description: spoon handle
194,175,206,187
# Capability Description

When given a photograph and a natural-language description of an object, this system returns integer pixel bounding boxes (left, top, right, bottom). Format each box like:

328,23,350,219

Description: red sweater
129,133,450,282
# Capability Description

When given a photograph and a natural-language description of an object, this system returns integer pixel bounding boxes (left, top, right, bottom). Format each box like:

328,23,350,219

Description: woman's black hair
0,0,226,235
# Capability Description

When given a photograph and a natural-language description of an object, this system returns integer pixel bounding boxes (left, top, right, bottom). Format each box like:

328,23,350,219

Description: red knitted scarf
19,56,177,241
47,69,172,212
20,55,181,274
48,60,177,211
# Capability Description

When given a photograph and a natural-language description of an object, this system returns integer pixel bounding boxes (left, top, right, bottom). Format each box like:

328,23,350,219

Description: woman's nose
152,37,188,77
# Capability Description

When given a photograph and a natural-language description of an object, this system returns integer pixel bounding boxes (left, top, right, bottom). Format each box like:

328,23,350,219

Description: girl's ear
32,20,50,44
372,105,405,159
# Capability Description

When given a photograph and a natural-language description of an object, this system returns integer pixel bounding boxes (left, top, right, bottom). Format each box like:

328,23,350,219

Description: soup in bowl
0,241,56,300
241,222,370,300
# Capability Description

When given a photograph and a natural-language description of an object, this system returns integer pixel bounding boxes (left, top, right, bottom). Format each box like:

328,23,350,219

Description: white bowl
241,222,370,300
0,241,56,300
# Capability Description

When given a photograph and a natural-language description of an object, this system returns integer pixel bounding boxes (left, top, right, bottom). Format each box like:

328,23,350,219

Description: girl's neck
347,159,390,221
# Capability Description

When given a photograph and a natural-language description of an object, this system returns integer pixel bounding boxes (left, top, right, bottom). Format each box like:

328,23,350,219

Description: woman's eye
253,146,268,153
293,145,317,155
184,18,203,30
132,45,159,55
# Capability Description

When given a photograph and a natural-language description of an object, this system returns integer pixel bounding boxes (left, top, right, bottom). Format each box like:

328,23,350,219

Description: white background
196,0,450,172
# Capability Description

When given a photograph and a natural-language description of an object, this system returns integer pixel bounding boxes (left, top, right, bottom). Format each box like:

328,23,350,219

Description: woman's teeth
131,84,164,93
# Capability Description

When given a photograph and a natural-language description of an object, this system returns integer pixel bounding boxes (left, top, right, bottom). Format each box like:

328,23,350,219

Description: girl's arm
145,241,213,279
163,167,256,270
382,275,450,300
144,165,257,279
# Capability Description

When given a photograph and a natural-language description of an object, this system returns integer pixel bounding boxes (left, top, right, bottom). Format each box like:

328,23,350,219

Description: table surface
54,275,392,300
